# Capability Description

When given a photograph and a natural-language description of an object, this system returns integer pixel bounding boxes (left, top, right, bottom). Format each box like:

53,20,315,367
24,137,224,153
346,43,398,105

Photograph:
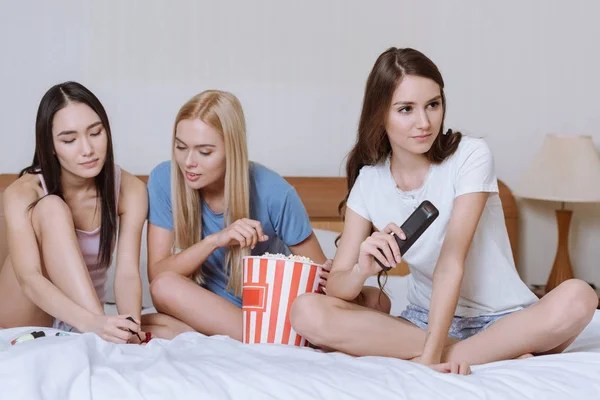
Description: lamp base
545,209,574,292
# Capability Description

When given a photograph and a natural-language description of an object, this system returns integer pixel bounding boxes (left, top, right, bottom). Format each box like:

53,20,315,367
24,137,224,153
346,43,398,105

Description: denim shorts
399,304,515,340
52,319,78,333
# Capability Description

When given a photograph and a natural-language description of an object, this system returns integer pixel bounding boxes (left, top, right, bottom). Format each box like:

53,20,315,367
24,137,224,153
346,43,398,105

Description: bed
1,173,600,400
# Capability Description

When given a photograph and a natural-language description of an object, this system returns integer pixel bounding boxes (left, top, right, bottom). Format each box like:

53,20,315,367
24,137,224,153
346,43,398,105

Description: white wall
1,0,600,288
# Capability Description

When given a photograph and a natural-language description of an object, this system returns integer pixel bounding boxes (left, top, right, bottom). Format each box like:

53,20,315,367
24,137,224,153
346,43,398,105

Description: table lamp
514,134,600,292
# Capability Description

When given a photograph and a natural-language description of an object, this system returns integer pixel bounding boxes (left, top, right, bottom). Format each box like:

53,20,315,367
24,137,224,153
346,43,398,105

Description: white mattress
1,310,600,399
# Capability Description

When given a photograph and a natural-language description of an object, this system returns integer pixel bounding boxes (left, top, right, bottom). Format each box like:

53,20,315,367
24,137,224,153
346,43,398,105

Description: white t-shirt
347,136,538,317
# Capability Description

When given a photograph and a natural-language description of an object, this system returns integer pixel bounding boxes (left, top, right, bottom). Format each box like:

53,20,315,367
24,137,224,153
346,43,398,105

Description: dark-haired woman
290,48,597,374
0,82,147,344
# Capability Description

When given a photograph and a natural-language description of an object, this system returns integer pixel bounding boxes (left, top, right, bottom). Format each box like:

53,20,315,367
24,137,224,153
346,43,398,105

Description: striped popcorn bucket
242,256,322,346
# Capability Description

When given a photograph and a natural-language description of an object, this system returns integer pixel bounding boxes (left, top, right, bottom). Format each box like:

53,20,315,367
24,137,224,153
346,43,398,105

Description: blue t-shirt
147,161,313,307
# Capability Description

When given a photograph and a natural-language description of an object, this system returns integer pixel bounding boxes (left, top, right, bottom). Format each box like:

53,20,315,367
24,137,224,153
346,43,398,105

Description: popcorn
260,252,315,263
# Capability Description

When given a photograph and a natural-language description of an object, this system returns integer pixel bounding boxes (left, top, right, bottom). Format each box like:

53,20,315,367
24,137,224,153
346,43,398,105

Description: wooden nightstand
529,284,600,309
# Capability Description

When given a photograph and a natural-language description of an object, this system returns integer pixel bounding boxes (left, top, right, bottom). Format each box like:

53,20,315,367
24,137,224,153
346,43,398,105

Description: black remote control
375,200,439,271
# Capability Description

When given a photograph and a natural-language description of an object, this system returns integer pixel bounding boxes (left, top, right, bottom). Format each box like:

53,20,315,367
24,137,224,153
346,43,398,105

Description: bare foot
515,353,534,360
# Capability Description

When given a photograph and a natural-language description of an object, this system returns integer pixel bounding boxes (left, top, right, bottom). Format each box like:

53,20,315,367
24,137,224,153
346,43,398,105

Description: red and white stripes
242,256,320,346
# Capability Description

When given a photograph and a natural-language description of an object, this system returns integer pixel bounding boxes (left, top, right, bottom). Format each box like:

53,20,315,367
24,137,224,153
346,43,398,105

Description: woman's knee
149,271,182,308
31,195,72,230
290,293,332,345
548,279,597,331
563,279,598,321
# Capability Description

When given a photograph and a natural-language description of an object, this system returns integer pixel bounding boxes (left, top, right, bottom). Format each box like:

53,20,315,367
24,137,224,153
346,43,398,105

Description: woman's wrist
420,348,441,364
75,309,99,333
204,233,221,250
116,303,141,322
421,333,445,363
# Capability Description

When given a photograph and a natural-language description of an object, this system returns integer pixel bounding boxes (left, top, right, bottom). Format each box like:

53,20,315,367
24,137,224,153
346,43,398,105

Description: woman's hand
84,314,141,344
212,218,269,249
427,361,471,375
357,223,405,276
411,355,471,375
127,329,151,345
318,259,332,293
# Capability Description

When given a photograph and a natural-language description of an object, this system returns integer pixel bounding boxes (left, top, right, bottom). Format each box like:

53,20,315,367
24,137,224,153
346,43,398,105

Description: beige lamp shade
514,134,600,203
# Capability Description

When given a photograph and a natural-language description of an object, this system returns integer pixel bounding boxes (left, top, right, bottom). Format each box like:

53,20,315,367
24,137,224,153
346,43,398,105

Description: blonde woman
142,90,372,340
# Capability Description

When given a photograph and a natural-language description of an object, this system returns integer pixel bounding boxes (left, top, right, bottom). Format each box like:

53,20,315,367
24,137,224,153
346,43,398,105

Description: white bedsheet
1,312,600,400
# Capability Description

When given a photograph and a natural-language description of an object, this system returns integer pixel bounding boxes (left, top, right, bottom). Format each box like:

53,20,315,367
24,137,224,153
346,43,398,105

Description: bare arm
288,232,327,265
421,192,489,364
147,216,270,282
147,223,219,282
3,184,97,331
113,171,147,323
325,208,376,300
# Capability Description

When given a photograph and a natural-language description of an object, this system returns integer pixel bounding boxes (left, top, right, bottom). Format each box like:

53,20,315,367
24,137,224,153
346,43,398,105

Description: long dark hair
339,48,462,291
20,81,117,269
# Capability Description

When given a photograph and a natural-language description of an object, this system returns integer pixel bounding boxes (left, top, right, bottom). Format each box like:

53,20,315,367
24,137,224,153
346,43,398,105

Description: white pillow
106,221,154,308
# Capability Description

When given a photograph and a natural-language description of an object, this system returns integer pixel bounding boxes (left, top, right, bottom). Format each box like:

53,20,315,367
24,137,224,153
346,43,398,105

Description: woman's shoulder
359,161,388,175
454,135,492,157
250,162,292,191
354,159,389,186
118,168,147,195
116,168,148,217
149,160,171,178
249,162,303,214
147,160,172,187
443,135,494,168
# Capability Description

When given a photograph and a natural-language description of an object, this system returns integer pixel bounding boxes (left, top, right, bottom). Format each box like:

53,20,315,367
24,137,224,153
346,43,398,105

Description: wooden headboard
0,174,519,276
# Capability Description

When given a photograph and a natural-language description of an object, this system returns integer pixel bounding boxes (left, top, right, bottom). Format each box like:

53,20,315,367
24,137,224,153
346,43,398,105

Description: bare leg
291,292,457,358
148,271,243,340
442,279,598,364
141,313,195,339
292,279,596,365
312,286,393,352
355,286,392,314
0,195,103,328
31,195,104,316
0,256,53,328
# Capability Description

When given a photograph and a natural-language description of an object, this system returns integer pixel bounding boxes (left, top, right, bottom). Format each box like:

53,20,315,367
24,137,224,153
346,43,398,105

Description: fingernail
396,255,401,263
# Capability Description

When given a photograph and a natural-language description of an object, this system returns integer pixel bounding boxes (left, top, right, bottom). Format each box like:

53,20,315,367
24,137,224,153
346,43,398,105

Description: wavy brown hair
339,47,462,291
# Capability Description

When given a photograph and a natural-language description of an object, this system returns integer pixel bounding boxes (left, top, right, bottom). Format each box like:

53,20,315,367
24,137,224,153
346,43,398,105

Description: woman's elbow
147,261,167,284
324,277,352,301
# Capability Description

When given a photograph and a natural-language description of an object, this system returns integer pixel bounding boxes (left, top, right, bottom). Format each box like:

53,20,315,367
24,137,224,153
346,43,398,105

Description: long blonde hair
171,90,250,296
